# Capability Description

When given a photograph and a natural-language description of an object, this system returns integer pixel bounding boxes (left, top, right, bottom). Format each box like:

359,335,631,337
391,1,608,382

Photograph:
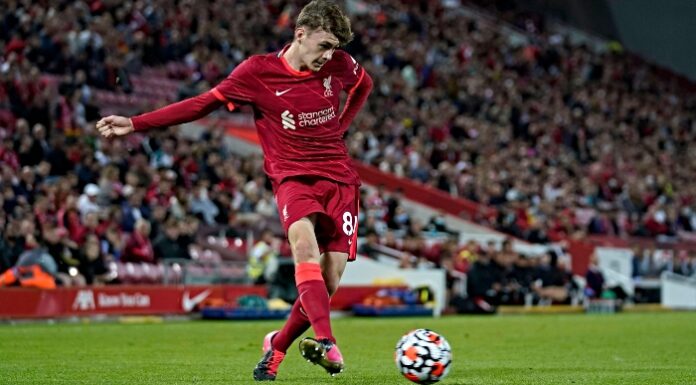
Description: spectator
153,218,190,261
77,183,101,219
631,246,646,278
101,222,124,262
122,219,155,264
0,248,57,289
120,188,150,233
358,230,381,260
425,210,458,236
493,242,523,305
584,253,605,299
388,205,411,233
42,220,86,287
533,251,573,304
189,182,219,225
80,234,114,285
511,254,536,295
466,250,501,310
247,230,278,285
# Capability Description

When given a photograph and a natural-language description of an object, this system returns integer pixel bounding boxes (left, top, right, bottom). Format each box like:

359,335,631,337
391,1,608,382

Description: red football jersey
212,47,366,189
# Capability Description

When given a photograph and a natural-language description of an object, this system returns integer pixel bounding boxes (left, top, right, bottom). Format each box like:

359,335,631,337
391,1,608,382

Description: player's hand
96,115,134,138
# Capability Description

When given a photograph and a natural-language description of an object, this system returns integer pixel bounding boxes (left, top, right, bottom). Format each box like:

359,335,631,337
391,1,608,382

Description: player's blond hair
296,0,353,46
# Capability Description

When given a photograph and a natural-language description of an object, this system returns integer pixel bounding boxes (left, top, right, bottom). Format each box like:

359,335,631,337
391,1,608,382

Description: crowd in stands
0,0,286,283
358,184,696,310
631,246,696,279
0,108,285,286
344,1,696,244
1,1,695,294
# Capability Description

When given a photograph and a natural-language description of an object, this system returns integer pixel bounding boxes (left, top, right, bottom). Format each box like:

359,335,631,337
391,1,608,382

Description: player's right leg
288,217,337,343
287,216,350,376
257,177,339,378
298,337,344,376
298,251,348,375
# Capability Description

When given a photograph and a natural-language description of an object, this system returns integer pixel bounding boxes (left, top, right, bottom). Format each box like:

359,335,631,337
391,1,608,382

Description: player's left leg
254,215,324,381
299,251,348,376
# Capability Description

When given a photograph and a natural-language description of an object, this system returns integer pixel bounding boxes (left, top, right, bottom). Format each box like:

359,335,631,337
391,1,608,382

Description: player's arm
98,58,256,139
97,92,224,138
339,69,373,132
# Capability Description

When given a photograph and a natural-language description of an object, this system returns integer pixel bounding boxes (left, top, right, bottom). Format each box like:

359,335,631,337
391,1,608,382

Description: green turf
1,312,695,384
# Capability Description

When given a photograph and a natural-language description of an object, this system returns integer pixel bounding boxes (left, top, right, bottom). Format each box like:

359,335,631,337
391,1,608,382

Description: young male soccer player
96,0,372,381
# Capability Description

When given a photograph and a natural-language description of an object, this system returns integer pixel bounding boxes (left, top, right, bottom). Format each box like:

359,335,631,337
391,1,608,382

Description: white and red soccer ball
395,329,452,384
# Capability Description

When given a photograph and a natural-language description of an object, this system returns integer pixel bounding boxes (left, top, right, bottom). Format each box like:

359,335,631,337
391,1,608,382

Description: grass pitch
1,312,695,384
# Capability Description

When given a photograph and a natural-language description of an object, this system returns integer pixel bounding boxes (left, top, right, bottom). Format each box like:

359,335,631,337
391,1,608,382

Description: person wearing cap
77,183,101,219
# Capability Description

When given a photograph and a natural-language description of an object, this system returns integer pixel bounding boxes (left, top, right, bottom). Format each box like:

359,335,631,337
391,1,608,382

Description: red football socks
271,299,310,353
295,262,335,343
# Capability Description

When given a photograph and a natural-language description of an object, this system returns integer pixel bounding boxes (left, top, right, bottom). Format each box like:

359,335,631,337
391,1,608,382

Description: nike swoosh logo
182,289,212,312
275,88,292,96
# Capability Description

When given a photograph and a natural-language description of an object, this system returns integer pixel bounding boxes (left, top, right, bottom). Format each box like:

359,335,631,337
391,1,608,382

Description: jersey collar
278,45,313,77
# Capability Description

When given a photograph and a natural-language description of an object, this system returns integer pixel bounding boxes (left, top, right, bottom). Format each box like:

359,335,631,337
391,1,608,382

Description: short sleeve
211,57,258,111
335,50,365,94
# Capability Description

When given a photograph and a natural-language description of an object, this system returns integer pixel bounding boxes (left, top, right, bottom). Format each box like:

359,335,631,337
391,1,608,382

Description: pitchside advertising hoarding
0,285,266,319
0,285,394,319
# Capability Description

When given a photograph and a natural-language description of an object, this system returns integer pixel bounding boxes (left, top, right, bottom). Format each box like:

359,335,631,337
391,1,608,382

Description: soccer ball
395,329,452,384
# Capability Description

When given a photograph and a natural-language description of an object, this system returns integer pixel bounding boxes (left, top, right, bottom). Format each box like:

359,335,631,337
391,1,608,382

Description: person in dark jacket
153,218,190,260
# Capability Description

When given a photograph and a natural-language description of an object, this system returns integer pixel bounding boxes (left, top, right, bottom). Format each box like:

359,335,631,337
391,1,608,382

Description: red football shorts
274,176,359,261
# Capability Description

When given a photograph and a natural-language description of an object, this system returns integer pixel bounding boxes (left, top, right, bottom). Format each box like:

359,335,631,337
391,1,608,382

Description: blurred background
1,0,696,320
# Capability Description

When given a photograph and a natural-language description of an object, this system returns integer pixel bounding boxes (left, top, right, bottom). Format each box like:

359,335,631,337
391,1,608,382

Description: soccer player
96,0,372,381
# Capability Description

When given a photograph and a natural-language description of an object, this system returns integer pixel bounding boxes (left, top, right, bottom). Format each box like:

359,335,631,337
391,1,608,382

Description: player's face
298,28,339,71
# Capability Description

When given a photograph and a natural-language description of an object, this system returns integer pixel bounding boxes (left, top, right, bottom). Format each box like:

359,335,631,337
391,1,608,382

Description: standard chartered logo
298,107,336,127
281,110,296,130
281,107,336,130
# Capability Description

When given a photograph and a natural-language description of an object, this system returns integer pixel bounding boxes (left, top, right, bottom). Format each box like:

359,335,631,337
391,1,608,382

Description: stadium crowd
343,2,696,245
1,1,695,292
